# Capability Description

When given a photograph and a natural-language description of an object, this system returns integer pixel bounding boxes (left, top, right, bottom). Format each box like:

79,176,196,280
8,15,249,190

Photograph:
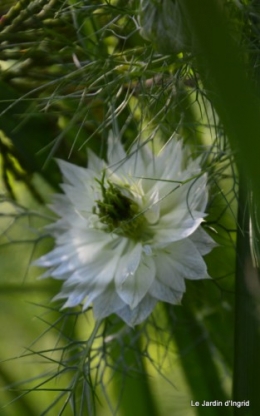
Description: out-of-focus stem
233,175,260,415
179,1,260,414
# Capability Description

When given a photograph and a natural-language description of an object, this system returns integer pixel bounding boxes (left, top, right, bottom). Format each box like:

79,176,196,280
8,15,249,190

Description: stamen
94,173,150,240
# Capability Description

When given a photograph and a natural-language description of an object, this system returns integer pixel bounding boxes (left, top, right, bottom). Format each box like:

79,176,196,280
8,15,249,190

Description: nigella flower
35,136,216,326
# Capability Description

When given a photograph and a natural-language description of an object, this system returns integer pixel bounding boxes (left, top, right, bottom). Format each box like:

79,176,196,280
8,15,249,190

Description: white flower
35,136,216,326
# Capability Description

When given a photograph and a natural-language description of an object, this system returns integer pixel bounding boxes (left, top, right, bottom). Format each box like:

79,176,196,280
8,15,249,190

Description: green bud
139,0,190,55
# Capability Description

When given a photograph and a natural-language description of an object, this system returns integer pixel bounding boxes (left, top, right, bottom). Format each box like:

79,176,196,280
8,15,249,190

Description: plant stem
233,175,260,415
179,1,260,414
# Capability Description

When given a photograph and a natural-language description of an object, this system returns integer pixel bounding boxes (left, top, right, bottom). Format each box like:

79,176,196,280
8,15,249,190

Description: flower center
94,173,150,240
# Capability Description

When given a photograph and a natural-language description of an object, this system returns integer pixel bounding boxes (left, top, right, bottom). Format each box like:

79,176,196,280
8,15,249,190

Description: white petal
37,238,102,276
144,188,160,224
67,240,125,286
87,148,105,172
116,242,142,280
80,258,124,308
92,287,125,319
34,246,70,267
62,291,87,308
116,248,155,309
153,209,204,245
189,227,218,255
159,174,207,217
37,267,70,280
188,174,208,212
60,183,94,212
158,139,184,178
54,248,125,309
116,295,157,326
107,133,127,169
164,239,209,280
56,159,92,186
126,142,150,177
51,260,76,277
148,280,183,304
153,251,186,292
48,194,72,217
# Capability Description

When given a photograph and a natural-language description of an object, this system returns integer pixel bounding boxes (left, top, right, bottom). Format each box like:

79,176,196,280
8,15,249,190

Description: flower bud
139,0,190,54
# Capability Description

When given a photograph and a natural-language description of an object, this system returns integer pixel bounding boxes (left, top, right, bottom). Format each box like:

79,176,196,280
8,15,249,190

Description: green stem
180,0,260,209
233,176,260,415
168,306,231,416
179,1,260,414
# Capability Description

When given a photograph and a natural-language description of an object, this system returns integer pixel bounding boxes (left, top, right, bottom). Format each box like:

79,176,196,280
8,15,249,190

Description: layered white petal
115,243,155,308
189,226,218,255
160,238,209,280
92,287,126,320
158,173,207,216
116,254,155,309
60,183,95,212
152,209,205,245
153,250,186,292
148,280,183,304
34,246,71,268
87,148,105,173
116,295,158,326
107,133,127,169
57,158,93,187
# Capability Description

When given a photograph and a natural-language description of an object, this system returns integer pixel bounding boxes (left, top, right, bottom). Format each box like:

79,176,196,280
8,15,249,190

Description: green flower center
94,173,150,240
